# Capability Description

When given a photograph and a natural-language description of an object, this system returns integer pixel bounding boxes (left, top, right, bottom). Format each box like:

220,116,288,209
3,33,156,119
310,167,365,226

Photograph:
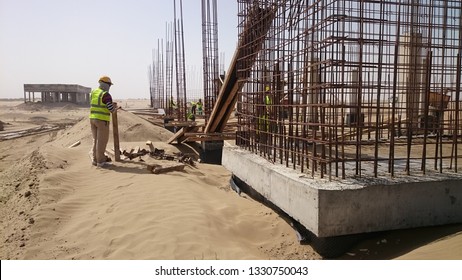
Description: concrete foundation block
222,145,462,238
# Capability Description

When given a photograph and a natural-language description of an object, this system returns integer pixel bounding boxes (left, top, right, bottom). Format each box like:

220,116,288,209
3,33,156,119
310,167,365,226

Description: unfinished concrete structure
23,84,91,105
221,0,462,255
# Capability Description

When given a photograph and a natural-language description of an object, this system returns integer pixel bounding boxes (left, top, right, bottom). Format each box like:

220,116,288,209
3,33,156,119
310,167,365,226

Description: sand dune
1,100,461,260
0,101,319,260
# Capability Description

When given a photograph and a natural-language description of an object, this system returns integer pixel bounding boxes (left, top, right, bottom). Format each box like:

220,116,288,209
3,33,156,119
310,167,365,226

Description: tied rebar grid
235,0,462,180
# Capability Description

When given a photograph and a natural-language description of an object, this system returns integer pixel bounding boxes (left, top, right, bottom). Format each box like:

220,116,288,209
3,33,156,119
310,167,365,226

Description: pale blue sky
0,0,238,99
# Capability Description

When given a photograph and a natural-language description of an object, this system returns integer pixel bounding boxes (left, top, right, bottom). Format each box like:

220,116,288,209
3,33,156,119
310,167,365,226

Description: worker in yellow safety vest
89,76,117,168
191,101,197,115
197,98,203,115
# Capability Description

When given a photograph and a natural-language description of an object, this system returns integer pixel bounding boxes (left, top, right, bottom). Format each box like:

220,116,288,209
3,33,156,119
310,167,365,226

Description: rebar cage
235,0,462,180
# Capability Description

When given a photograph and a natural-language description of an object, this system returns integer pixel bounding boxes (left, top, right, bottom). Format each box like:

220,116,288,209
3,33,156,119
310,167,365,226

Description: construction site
0,0,462,261
148,0,462,256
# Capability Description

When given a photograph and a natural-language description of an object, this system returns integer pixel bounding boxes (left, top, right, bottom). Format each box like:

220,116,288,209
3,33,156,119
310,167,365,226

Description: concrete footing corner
222,145,462,238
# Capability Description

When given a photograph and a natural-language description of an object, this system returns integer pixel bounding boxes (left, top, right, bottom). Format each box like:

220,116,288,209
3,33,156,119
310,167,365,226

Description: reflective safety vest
89,88,111,121
265,95,272,105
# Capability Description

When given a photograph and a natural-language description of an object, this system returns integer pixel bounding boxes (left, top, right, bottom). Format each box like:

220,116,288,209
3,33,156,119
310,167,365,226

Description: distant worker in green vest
170,97,177,109
187,111,196,121
89,76,117,168
196,98,203,115
191,101,197,115
168,97,177,116
188,101,196,121
258,86,272,132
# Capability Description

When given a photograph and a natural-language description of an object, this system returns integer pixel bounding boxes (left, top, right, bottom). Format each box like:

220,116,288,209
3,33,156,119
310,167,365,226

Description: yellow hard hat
99,76,113,85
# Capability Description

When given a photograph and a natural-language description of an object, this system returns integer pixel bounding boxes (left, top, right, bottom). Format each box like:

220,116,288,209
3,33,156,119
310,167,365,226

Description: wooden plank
145,140,155,152
205,6,276,134
68,140,81,148
0,125,61,140
167,127,185,144
147,163,185,174
181,135,235,143
205,49,240,133
182,132,235,142
183,132,235,137
130,111,164,117
112,102,121,161
214,83,241,132
166,126,201,144
164,121,198,127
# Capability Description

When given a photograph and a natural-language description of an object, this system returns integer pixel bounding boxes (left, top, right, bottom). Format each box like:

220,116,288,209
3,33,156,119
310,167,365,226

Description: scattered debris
0,124,62,140
147,163,186,174
68,140,81,148
122,148,150,160
178,154,194,165
108,141,197,174
119,142,196,166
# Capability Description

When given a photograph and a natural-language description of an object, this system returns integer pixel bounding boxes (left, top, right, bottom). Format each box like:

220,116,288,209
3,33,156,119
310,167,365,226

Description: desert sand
1,99,461,260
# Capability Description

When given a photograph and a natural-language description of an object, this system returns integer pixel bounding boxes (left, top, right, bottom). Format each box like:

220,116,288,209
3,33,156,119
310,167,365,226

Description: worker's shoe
92,155,111,166
96,162,112,168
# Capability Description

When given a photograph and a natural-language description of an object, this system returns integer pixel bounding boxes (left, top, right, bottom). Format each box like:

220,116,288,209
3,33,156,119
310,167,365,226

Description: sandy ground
1,99,461,260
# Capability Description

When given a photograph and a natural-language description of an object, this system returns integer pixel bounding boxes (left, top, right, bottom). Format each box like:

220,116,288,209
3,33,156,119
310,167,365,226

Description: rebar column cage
149,42,165,110
174,0,188,121
236,0,462,180
202,0,220,122
157,40,165,110
165,22,175,116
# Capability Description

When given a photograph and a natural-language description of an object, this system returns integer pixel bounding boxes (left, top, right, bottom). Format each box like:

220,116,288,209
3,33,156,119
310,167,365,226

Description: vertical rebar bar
174,0,187,121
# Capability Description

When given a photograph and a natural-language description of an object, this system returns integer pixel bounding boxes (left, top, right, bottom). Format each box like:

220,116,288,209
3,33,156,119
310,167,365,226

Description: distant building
23,84,91,105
